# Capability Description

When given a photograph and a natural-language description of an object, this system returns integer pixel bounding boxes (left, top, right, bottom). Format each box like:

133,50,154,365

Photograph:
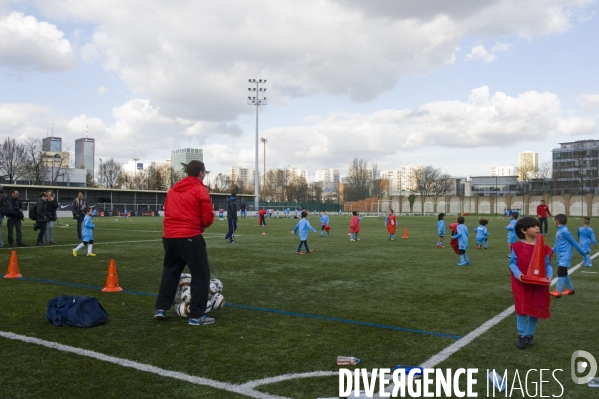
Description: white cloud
97,86,108,94
579,93,599,109
253,87,598,170
465,45,497,63
28,0,594,122
492,41,512,52
1,86,597,176
0,12,76,71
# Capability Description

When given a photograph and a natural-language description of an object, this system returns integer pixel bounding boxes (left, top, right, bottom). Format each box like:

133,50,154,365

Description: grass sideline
1,214,598,398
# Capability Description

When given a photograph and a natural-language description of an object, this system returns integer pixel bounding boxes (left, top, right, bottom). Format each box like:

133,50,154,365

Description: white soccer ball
179,287,192,303
175,301,190,318
209,281,218,297
205,299,213,314
211,278,223,294
211,293,225,310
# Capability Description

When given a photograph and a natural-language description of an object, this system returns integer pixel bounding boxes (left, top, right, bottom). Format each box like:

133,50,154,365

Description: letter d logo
571,350,597,384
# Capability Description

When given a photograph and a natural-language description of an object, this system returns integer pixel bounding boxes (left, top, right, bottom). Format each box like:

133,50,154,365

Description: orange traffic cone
4,250,22,278
102,259,123,292
520,234,550,286
402,226,409,239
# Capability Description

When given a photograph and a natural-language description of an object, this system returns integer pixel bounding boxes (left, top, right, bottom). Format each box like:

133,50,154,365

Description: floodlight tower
248,79,267,210
260,137,267,187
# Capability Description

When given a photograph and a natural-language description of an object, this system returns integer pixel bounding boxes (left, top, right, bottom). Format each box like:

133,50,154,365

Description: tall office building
42,137,62,152
170,148,203,173
75,137,95,175
315,168,340,183
518,151,538,179
381,165,423,194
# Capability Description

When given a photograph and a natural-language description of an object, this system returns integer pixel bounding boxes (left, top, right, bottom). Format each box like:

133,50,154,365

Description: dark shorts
557,266,568,277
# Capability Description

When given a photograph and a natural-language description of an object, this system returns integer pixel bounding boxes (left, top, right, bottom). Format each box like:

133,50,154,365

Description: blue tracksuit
474,225,489,246
452,224,469,250
82,215,95,242
294,218,317,241
506,219,518,244
553,225,587,267
320,214,329,226
437,220,445,237
578,226,597,266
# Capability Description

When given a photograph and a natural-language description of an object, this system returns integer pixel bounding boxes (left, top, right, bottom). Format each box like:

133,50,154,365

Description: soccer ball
179,273,191,288
209,281,218,297
211,293,225,310
179,286,192,303
205,299,213,314
211,278,223,294
175,301,190,318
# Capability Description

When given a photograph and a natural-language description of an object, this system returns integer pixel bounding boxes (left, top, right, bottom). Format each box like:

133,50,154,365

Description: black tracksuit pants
155,235,210,318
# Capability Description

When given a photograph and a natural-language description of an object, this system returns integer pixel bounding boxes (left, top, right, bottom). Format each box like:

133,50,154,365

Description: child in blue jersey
550,214,590,298
451,216,470,265
436,213,445,248
505,211,519,257
578,218,597,267
320,210,330,237
474,218,489,249
294,211,317,254
72,207,96,257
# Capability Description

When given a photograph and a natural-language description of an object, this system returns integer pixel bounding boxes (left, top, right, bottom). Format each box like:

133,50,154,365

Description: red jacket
163,176,214,238
350,216,361,233
536,204,552,218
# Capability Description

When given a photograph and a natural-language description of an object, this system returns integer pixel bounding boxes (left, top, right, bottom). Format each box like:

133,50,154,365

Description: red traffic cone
520,235,550,286
4,250,22,278
402,226,409,239
102,259,123,292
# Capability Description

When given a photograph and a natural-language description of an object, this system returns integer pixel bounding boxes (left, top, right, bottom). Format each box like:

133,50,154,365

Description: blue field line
7,276,462,340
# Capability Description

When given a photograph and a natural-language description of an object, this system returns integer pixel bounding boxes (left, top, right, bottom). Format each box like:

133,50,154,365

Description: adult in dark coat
36,192,50,246
4,189,26,246
224,193,238,243
71,191,88,241
45,190,59,244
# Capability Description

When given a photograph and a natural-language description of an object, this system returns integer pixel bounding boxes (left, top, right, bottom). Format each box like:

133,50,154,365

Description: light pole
260,137,267,187
248,79,267,210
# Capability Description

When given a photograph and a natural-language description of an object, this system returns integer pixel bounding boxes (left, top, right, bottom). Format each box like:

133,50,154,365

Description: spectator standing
35,192,49,246
0,185,6,249
71,191,88,241
536,200,552,236
154,161,215,326
45,190,58,245
4,189,26,247
224,193,238,243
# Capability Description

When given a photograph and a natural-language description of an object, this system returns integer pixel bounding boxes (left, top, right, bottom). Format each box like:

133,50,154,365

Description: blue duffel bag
46,295,109,327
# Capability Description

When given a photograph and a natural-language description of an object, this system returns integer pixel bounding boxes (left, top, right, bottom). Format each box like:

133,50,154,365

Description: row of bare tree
0,137,71,184
95,158,185,190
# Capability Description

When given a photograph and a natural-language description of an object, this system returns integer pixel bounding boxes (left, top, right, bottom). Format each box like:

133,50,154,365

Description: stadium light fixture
247,78,268,210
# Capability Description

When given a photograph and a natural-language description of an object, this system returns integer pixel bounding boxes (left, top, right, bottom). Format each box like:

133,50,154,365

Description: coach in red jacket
536,200,552,236
154,160,216,325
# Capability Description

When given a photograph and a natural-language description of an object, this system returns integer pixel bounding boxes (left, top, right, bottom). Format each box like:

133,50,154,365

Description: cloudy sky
1,0,599,180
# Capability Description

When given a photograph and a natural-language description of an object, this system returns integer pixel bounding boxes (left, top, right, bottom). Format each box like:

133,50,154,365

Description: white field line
0,330,290,399
375,251,599,397
7,235,236,250
241,371,338,389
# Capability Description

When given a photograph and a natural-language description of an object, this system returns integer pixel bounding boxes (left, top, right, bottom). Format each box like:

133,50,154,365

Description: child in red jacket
509,217,553,349
349,211,364,242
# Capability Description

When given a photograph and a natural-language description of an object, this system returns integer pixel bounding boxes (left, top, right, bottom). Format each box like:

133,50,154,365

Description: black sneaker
230,240,236,244
516,335,527,349
525,335,535,346
37,242,45,247
224,237,230,243
17,243,26,247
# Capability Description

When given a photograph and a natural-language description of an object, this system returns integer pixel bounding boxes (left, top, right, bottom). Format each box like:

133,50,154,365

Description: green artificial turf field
1,214,598,398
